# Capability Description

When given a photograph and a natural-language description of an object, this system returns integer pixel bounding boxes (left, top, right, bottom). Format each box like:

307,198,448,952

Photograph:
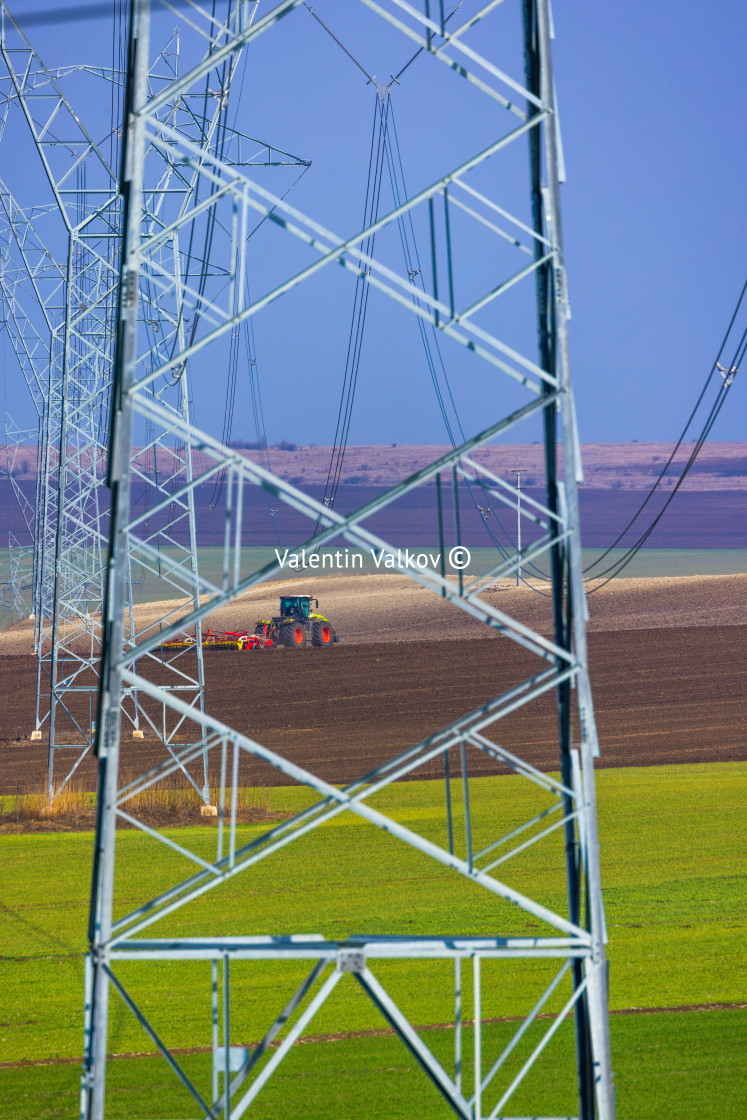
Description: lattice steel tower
86,2,614,1118
0,4,306,795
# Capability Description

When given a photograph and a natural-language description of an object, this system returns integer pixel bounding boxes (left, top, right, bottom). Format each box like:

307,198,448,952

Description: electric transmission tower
0,5,306,795
0,419,36,622
0,6,125,792
0,185,62,637
0,196,54,627
85,1,614,1118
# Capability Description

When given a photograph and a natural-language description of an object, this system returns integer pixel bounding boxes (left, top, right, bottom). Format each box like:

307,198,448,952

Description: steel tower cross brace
86,2,614,1118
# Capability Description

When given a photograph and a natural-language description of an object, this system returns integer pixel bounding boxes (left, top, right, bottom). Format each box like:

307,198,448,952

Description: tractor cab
279,595,318,621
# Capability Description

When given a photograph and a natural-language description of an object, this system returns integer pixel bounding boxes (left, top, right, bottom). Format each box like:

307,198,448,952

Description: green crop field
1,762,745,1117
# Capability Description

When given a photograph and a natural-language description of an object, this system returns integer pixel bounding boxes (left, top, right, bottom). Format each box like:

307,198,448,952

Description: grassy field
2,1010,744,1119
1,762,745,1117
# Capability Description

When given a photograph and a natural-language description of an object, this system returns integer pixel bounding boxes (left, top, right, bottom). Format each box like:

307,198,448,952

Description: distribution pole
511,468,523,586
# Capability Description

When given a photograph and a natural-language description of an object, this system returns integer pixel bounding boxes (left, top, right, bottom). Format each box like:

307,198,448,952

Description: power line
583,276,747,579
302,3,374,85
391,0,464,81
315,89,390,529
299,2,548,589
383,99,552,593
586,301,745,592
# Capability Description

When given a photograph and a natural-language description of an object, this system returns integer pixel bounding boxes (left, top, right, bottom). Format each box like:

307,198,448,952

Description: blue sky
2,0,744,449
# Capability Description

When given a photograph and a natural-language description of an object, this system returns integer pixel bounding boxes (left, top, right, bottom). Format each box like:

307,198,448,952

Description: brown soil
1,624,744,795
0,806,289,833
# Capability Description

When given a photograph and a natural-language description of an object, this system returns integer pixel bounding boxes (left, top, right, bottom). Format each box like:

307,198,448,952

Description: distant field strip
2,545,744,628
129,546,745,603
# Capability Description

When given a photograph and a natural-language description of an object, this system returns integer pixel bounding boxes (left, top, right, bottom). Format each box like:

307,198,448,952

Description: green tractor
255,595,338,649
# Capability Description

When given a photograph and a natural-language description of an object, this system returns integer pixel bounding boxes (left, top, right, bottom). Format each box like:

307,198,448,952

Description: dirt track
1,624,744,793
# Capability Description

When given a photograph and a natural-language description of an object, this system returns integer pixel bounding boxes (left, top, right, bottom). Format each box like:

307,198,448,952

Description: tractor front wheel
312,622,335,647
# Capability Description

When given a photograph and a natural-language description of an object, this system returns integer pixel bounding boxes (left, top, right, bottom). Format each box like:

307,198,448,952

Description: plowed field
1,624,744,793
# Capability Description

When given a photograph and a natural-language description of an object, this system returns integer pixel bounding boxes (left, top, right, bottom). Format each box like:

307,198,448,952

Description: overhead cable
315,89,390,530
383,97,551,594
585,294,745,592
302,3,375,84
301,3,549,591
584,276,747,578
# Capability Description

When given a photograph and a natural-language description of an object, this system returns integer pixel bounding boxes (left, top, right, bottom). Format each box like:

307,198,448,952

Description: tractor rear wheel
280,623,307,648
312,622,335,647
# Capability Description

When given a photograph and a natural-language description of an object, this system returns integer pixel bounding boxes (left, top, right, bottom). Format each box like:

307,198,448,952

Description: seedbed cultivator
161,627,272,652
